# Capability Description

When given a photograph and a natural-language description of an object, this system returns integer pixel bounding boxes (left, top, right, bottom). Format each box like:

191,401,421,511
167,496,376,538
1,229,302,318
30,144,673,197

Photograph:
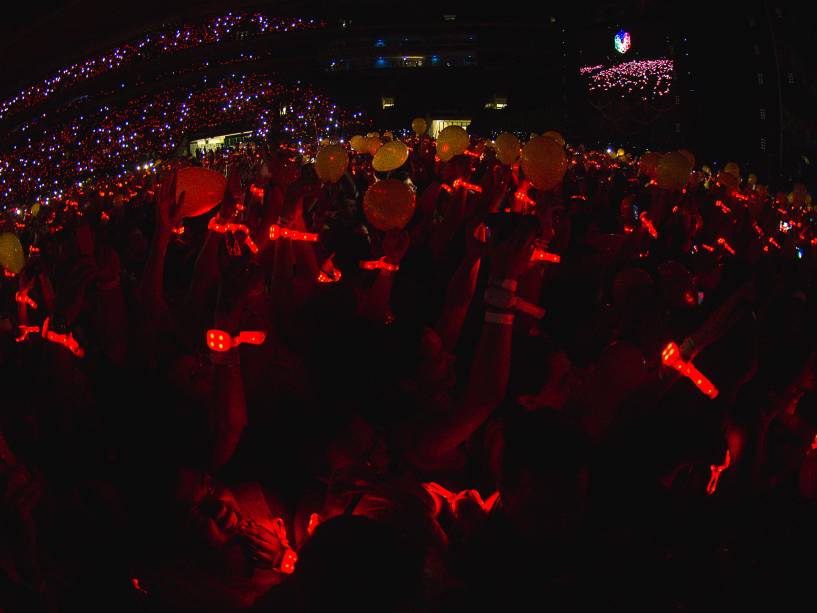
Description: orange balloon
494,132,520,165
411,117,427,136
365,137,383,156
678,149,696,168
639,152,663,178
363,179,416,231
656,151,693,191
436,125,469,162
542,130,566,147
716,170,739,191
176,167,227,218
350,135,367,152
372,140,409,172
520,136,567,191
724,162,740,179
315,145,349,183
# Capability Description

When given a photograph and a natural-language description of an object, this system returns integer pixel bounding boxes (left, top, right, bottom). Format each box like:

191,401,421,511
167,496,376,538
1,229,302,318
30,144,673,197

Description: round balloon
315,144,349,183
411,117,427,136
520,136,568,191
30,203,40,217
319,138,330,147
350,135,367,152
176,167,227,218
656,151,693,191
724,162,740,180
542,130,566,147
366,131,381,140
372,140,409,172
0,233,24,274
678,149,696,168
639,152,663,178
365,137,383,156
436,125,469,162
716,170,739,191
747,173,758,186
363,180,416,231
494,132,520,166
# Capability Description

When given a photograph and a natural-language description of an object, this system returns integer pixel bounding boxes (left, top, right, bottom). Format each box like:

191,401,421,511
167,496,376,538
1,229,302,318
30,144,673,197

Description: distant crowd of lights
579,65,604,75
0,74,357,207
586,59,674,100
0,13,324,122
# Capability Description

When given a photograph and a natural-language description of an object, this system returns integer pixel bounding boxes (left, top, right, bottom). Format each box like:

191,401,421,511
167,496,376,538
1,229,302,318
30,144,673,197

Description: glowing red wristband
714,200,732,214
440,183,453,193
307,512,321,537
15,290,37,309
421,482,500,518
171,225,185,236
16,325,40,343
453,178,483,193
249,184,265,199
515,188,535,206
208,217,259,254
661,341,718,399
531,248,560,263
717,237,736,255
206,329,266,352
706,450,731,495
640,211,658,238
269,224,318,242
360,257,399,272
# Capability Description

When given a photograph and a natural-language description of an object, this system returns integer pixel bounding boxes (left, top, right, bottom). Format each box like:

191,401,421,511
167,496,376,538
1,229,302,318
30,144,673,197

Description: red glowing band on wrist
15,291,37,309
249,184,265,199
3,269,16,277
440,183,453,193
171,225,185,235
714,200,732,214
640,212,658,238
208,218,259,254
422,482,500,518
515,189,535,206
206,329,266,352
17,318,85,357
452,178,483,193
15,325,40,343
531,248,560,263
268,224,318,242
706,450,731,495
307,512,321,537
661,341,718,399
717,237,736,255
270,517,297,574
360,257,399,272
768,237,781,250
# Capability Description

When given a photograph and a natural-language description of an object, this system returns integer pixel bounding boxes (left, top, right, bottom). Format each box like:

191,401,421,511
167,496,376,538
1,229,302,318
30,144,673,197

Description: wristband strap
491,279,518,293
485,311,515,325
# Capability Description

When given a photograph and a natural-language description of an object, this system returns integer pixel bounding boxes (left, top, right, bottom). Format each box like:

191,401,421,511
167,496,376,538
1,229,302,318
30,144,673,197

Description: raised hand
156,170,185,235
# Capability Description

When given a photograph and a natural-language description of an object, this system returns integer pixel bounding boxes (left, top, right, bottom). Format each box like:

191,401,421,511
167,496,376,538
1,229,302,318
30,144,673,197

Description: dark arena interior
2,2,817,611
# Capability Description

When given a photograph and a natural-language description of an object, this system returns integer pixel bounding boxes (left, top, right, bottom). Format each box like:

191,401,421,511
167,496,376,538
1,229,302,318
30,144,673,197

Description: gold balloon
372,140,409,172
436,125,469,162
678,149,696,168
792,183,809,207
315,144,349,183
747,173,758,186
363,179,416,231
365,137,383,156
0,232,24,274
542,130,566,147
411,117,427,136
176,167,227,218
319,138,330,146
616,148,626,159
639,152,663,178
494,132,520,166
366,131,381,139
350,135,367,152
31,203,41,217
520,136,568,191
724,162,740,180
716,170,739,191
656,151,693,191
